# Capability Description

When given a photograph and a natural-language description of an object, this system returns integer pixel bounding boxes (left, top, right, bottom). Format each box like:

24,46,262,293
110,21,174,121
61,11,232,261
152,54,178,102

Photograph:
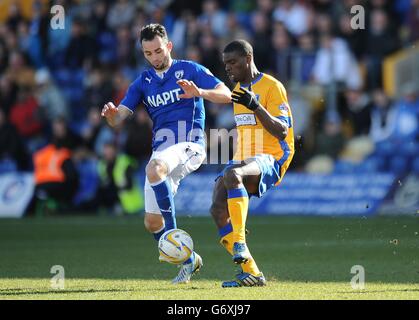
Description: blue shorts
216,154,281,198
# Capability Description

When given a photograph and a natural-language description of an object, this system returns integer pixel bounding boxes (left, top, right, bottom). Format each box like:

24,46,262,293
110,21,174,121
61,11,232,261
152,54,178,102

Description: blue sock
153,226,165,241
151,179,177,230
183,251,194,265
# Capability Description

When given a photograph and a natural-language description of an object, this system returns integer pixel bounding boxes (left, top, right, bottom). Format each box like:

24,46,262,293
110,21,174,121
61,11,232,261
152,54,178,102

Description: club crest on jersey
279,103,289,112
175,70,184,79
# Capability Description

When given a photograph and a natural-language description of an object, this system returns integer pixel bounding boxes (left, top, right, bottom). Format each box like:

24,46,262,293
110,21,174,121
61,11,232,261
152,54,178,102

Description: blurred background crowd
0,0,418,214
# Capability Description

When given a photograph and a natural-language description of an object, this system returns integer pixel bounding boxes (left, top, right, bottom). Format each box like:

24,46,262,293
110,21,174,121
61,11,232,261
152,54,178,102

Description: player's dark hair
223,40,253,57
140,23,169,43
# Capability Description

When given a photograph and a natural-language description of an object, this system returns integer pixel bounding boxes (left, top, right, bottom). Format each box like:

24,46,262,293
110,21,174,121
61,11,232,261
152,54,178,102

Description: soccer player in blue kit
101,24,231,284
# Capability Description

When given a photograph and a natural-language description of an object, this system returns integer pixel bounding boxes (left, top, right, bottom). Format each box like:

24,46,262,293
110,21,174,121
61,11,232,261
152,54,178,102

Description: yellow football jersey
232,73,295,181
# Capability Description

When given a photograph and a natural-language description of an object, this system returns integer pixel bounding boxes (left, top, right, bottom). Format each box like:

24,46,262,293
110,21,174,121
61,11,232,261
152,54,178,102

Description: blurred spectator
90,1,110,35
250,11,273,73
17,21,32,56
313,111,346,159
198,0,228,38
389,83,419,143
83,68,114,111
6,3,24,33
0,39,8,74
256,0,275,16
0,108,30,170
124,108,153,162
80,107,103,153
312,33,362,89
343,88,373,136
313,11,333,36
220,12,251,49
364,9,400,89
34,68,69,122
6,51,35,88
0,74,18,116
171,10,194,57
94,124,126,158
107,0,136,31
271,26,292,84
367,0,398,23
407,0,419,42
96,142,143,215
147,4,176,36
199,32,225,79
116,25,137,67
310,0,335,14
32,142,79,213
229,0,256,14
50,117,82,150
28,0,51,67
183,12,201,48
112,71,131,106
369,88,395,143
64,18,96,69
185,45,203,64
273,0,313,37
295,32,317,84
287,85,311,137
337,13,366,59
9,86,43,139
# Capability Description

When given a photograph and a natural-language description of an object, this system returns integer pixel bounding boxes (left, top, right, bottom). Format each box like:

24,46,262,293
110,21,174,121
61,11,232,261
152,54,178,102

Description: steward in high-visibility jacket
33,143,79,203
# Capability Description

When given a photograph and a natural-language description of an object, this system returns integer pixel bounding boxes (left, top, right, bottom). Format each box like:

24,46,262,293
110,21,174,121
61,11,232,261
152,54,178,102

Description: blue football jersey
120,59,222,151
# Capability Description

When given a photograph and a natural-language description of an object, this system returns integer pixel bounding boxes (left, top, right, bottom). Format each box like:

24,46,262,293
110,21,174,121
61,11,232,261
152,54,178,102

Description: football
158,229,194,264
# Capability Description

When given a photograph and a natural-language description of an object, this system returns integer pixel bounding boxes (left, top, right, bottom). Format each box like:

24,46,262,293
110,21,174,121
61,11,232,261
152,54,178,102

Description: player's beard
153,55,171,71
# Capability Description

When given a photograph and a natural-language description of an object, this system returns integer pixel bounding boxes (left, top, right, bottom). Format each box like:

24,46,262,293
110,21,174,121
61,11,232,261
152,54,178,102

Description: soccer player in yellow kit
211,40,295,287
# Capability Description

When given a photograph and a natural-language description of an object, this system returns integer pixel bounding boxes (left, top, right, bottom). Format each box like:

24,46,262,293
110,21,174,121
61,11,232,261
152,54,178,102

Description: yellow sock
227,188,249,243
219,228,261,276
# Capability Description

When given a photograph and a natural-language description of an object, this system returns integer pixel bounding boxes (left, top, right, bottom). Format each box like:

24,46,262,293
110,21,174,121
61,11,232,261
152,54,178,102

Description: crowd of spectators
0,0,419,211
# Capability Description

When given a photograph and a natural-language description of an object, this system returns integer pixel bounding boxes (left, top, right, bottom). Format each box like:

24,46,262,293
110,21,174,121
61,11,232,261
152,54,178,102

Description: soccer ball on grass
158,229,194,264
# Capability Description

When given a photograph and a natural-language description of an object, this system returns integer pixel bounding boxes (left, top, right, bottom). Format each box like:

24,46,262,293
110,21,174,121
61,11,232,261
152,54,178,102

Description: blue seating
53,69,85,101
53,68,86,121
389,156,409,173
97,32,117,63
413,157,419,174
333,160,357,173
364,155,387,172
374,141,394,157
400,142,419,158
0,159,17,174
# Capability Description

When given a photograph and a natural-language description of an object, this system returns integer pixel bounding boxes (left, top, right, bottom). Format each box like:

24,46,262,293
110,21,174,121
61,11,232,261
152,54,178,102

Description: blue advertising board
173,172,397,216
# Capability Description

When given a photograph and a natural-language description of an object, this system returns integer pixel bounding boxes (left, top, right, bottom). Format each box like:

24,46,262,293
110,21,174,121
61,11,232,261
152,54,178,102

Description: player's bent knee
146,159,168,183
223,168,243,189
144,213,164,233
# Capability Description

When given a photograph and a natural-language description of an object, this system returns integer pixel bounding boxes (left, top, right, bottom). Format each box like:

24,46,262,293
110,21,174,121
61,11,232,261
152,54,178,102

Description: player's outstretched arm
177,80,231,104
101,102,132,128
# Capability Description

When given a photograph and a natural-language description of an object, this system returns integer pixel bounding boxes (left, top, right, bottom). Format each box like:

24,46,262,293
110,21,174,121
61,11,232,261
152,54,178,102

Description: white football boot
171,252,203,284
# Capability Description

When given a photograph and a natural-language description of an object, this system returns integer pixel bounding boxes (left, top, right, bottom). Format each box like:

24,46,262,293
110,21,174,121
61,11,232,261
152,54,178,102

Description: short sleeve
120,77,143,111
192,62,222,90
266,82,292,128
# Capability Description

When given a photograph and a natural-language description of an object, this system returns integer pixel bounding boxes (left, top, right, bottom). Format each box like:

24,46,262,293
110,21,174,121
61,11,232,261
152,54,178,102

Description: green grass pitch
0,215,418,300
